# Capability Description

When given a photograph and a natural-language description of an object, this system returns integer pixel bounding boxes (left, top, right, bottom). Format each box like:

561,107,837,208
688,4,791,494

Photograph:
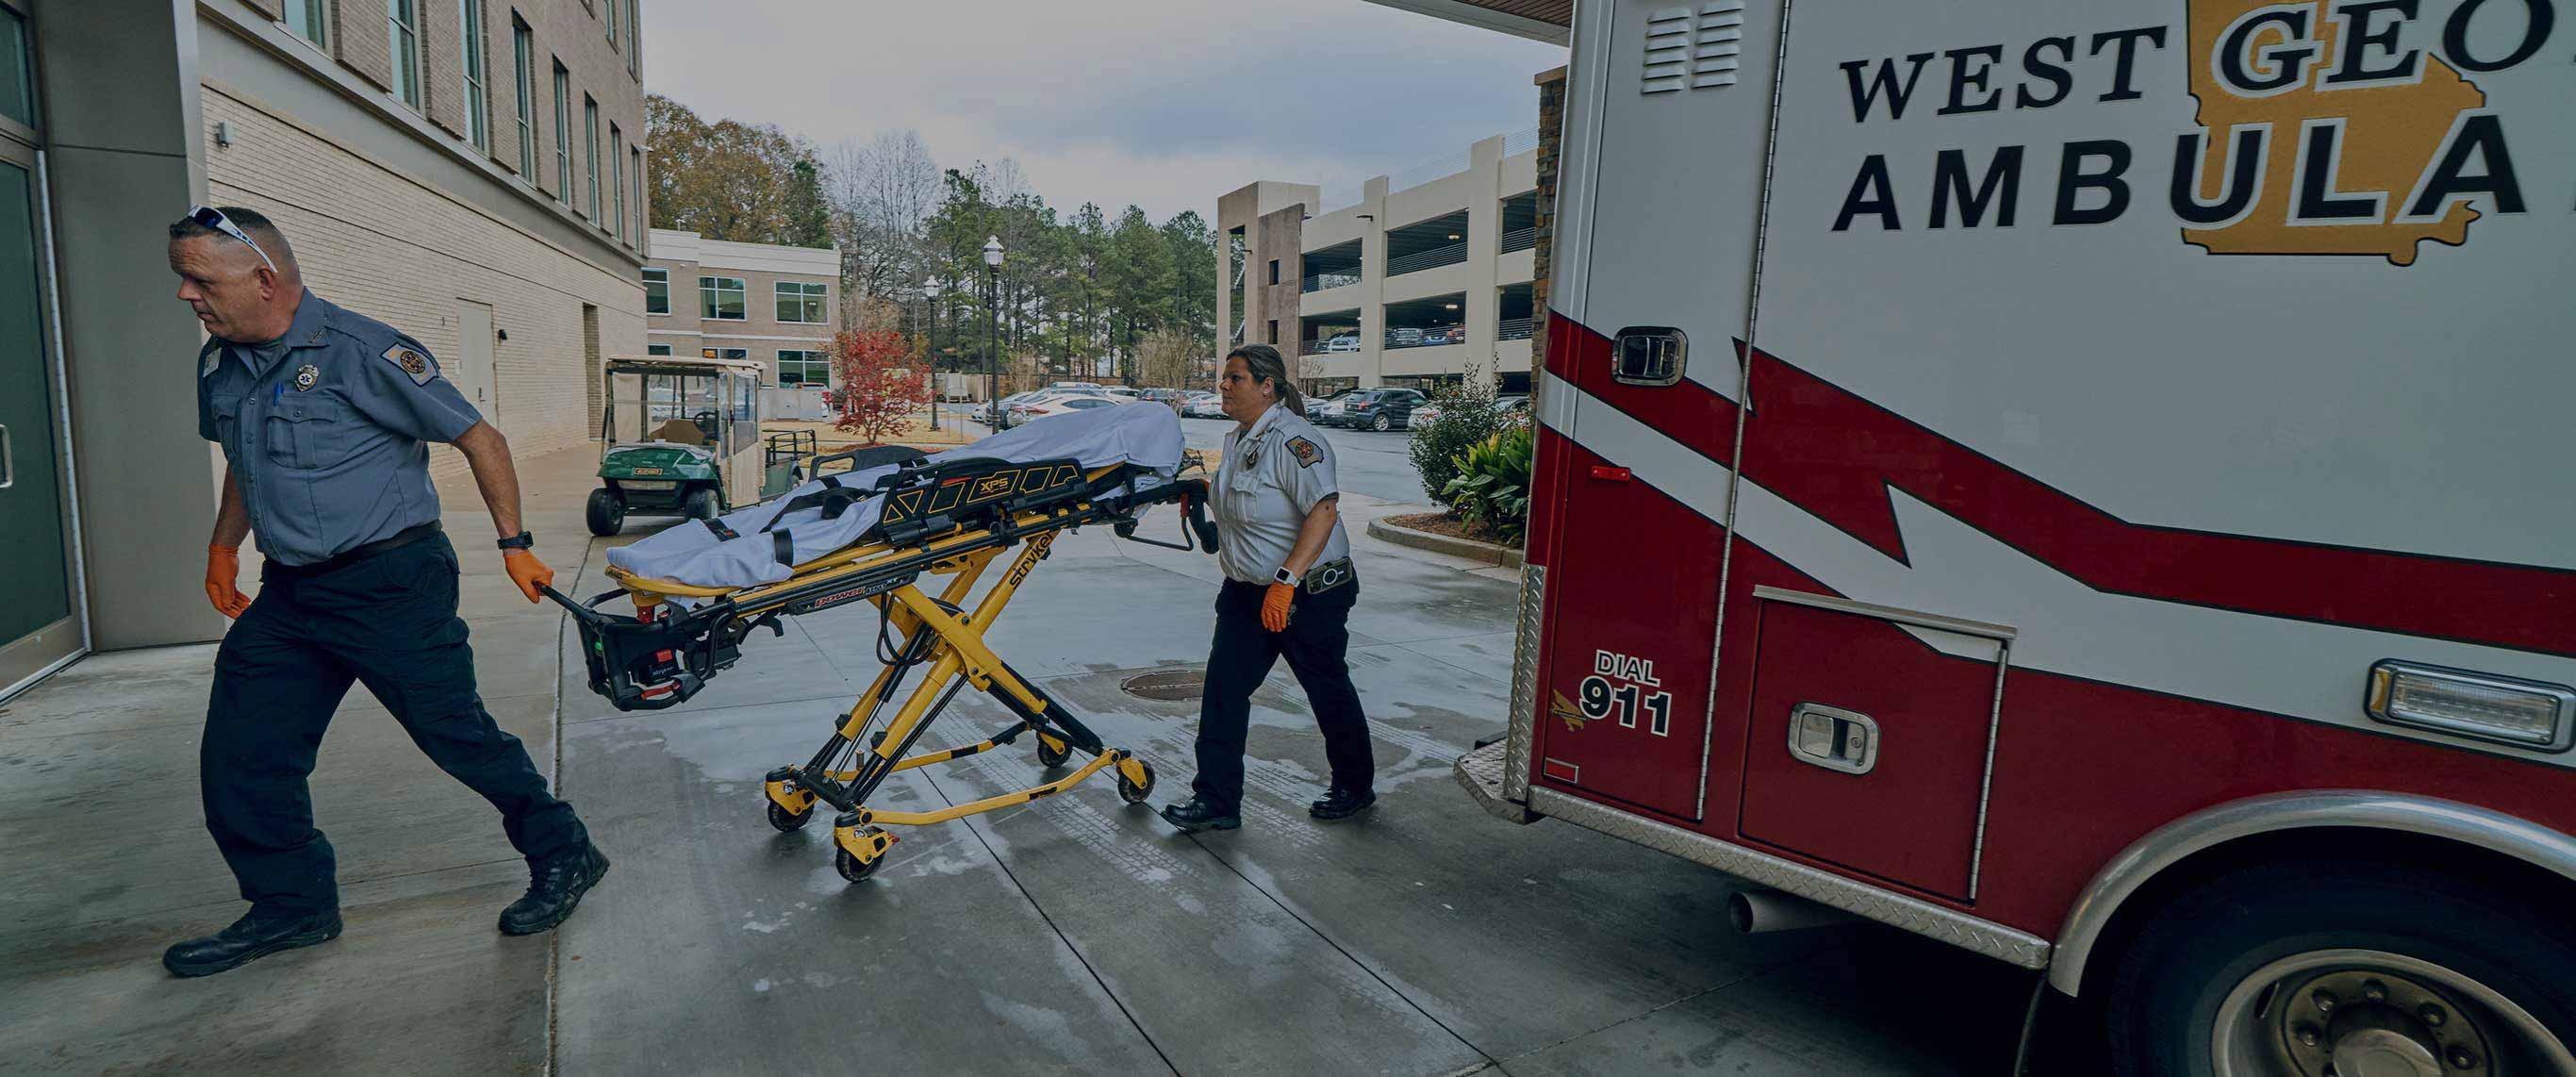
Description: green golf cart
586,356,809,536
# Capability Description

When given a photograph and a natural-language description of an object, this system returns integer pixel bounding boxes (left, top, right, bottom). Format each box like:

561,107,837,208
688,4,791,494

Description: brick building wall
205,86,647,474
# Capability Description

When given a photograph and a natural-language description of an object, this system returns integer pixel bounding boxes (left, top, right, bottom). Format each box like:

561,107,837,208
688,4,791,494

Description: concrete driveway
0,444,2037,1076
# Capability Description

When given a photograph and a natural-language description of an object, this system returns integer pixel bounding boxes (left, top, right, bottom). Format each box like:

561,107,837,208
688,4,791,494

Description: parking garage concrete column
1358,176,1388,389
1461,134,1504,382
34,0,229,650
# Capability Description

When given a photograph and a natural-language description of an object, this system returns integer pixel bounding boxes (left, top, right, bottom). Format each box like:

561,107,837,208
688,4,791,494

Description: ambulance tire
586,489,625,536
2104,858,2576,1077
683,487,720,522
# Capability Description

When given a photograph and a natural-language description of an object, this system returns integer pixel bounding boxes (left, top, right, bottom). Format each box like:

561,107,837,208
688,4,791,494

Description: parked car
1010,393,1123,423
1181,390,1226,419
1317,388,1429,431
983,390,1043,426
1388,327,1424,347
1400,392,1524,432
1099,385,1142,399
1312,389,1362,423
1137,388,1185,406
1325,334,1362,353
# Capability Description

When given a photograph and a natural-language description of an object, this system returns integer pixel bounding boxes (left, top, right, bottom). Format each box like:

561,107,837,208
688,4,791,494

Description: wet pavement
2,442,2038,1076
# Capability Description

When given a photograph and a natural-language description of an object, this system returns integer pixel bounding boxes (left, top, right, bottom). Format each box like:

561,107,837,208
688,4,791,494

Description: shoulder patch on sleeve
381,342,438,386
1287,436,1322,468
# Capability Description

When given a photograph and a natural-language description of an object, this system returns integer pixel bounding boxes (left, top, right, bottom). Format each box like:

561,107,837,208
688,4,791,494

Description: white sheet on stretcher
603,403,1185,590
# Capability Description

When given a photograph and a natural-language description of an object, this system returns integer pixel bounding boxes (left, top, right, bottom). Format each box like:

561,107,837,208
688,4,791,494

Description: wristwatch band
497,531,535,552
1273,567,1302,588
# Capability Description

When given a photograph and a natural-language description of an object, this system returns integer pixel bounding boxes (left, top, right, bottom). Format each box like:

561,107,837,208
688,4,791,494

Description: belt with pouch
267,522,444,579
1302,557,1355,596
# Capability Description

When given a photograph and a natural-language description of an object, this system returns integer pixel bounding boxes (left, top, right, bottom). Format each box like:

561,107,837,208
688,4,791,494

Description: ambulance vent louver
1643,1,1744,95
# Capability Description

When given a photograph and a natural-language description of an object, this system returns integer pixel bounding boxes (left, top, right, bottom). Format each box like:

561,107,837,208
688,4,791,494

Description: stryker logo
1828,0,2555,264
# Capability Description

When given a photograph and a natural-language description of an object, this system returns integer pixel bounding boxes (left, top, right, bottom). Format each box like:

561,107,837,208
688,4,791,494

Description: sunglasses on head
186,205,278,273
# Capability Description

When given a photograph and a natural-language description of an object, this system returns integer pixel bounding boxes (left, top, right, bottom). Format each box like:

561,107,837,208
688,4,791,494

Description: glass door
0,1,81,697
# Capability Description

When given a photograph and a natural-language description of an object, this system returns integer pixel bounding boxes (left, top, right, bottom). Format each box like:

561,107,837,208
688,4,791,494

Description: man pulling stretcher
546,405,1216,882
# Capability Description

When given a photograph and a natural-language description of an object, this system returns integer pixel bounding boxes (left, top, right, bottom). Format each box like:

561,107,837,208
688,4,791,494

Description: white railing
1301,269,1363,292
1500,226,1538,255
1497,317,1538,341
1503,124,1541,157
1385,326,1464,350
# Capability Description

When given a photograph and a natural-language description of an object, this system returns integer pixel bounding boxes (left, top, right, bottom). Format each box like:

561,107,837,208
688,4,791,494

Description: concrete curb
1367,514,1525,568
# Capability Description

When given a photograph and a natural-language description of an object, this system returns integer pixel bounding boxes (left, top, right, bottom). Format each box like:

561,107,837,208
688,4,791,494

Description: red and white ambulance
1447,0,2576,1071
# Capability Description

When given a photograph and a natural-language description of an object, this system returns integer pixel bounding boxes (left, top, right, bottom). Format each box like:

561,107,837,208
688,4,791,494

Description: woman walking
1160,345,1377,832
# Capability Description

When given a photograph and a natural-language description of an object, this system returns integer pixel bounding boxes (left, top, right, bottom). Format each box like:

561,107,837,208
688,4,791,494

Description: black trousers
203,534,587,917
1190,577,1375,816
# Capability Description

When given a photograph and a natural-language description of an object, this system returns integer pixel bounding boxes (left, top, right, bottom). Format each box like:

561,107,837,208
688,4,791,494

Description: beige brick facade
645,229,842,388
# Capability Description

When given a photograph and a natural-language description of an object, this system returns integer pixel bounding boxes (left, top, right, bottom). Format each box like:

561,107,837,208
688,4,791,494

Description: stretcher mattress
604,403,1185,590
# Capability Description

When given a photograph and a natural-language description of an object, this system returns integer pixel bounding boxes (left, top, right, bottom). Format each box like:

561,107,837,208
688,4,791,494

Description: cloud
641,0,1562,219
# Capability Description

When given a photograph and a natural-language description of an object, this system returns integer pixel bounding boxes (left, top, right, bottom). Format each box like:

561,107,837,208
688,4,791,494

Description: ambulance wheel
766,799,813,833
1117,760,1156,804
2104,858,2576,1077
586,489,625,536
834,844,883,884
1373,412,1394,432
682,488,719,521
1034,733,1071,768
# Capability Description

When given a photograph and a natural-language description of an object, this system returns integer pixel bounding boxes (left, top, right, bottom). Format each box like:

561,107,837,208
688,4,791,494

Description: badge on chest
293,364,320,391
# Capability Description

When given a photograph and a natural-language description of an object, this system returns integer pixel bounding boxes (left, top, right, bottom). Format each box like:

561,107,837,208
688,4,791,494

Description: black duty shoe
1159,797,1242,833
1310,787,1378,820
162,908,343,978
498,844,611,936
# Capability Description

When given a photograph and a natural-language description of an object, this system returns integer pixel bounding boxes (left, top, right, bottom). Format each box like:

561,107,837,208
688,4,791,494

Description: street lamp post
983,235,1003,427
921,276,941,431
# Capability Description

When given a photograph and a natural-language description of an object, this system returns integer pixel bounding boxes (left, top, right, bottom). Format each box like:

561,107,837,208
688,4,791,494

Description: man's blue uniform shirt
196,290,483,567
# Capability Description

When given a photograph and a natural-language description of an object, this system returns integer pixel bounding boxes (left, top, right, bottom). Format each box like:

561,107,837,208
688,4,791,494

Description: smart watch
497,531,536,552
1273,567,1302,588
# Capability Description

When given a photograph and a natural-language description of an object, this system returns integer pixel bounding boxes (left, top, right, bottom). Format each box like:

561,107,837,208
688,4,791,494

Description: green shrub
1407,365,1503,505
1442,424,1534,545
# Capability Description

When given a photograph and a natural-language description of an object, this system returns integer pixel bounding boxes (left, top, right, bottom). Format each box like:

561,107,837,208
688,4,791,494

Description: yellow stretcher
546,450,1217,882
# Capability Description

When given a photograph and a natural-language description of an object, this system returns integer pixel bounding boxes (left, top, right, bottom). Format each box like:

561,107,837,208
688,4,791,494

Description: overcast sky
640,0,1565,222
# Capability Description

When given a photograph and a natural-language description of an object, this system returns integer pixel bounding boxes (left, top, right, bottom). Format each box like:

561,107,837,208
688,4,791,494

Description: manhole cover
1120,670,1206,702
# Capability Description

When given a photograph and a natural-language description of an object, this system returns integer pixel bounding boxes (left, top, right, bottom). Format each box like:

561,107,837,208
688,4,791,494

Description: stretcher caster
764,769,816,832
1117,758,1157,804
833,815,898,883
768,800,814,833
1034,731,1072,768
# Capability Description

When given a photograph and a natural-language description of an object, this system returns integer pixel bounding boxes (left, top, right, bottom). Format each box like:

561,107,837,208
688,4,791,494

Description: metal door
454,300,498,425
0,143,81,697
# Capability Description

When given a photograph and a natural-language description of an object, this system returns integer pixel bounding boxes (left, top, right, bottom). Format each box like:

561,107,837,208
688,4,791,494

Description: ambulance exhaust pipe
1728,888,1861,935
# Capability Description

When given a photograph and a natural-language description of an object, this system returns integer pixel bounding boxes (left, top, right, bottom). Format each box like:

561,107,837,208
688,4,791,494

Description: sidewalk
0,447,600,1076
1,444,2021,1075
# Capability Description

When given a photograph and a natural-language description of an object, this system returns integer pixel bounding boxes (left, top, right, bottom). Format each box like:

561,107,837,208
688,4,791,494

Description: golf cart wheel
766,799,813,833
1373,412,1394,432
1034,733,1072,768
1117,760,1157,804
2104,858,2576,1077
585,489,625,536
682,487,720,521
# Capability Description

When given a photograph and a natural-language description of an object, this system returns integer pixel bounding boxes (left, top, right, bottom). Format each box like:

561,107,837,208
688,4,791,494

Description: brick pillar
1532,65,1567,406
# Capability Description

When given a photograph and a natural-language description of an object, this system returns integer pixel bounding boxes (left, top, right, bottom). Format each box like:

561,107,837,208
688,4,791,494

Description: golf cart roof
603,355,770,376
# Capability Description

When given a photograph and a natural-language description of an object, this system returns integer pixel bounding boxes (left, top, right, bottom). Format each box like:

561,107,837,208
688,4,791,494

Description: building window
701,276,746,321
609,124,624,238
775,281,827,324
641,268,669,314
776,350,829,388
584,96,601,222
646,343,671,356
551,61,570,203
630,146,645,241
0,5,30,129
603,0,617,47
1268,259,1280,285
459,1,488,150
282,0,328,48
511,19,535,185
625,0,640,77
388,0,422,108
702,347,749,361
1267,320,1280,345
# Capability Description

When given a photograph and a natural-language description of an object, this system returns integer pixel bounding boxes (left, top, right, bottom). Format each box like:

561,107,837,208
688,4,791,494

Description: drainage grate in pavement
1120,670,1206,702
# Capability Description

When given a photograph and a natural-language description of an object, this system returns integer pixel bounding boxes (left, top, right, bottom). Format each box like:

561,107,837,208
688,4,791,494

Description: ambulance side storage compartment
1736,590,2010,903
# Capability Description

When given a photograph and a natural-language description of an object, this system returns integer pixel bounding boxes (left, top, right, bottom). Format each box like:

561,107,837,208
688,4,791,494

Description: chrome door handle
0,423,13,489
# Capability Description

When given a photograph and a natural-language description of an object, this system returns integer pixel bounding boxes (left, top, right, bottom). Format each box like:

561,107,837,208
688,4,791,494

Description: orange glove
504,548,554,604
205,545,252,619
1260,582,1296,633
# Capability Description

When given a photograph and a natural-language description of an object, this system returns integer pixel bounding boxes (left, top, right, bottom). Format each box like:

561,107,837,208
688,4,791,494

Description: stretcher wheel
834,842,886,883
767,799,814,833
1034,732,1072,768
1117,760,1157,804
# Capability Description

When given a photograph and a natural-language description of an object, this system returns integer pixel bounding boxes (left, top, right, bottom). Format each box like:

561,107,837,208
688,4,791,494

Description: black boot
498,844,611,936
1309,787,1377,820
1159,796,1241,833
162,908,343,978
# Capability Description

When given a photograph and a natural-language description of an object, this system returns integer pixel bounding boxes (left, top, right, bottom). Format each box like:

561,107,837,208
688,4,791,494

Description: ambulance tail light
2366,660,2575,752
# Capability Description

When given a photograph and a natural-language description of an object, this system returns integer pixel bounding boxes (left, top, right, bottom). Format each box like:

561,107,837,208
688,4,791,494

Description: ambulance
1445,0,2576,1071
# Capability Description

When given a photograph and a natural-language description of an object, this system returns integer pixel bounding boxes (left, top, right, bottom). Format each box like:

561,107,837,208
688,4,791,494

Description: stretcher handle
1112,486,1220,555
